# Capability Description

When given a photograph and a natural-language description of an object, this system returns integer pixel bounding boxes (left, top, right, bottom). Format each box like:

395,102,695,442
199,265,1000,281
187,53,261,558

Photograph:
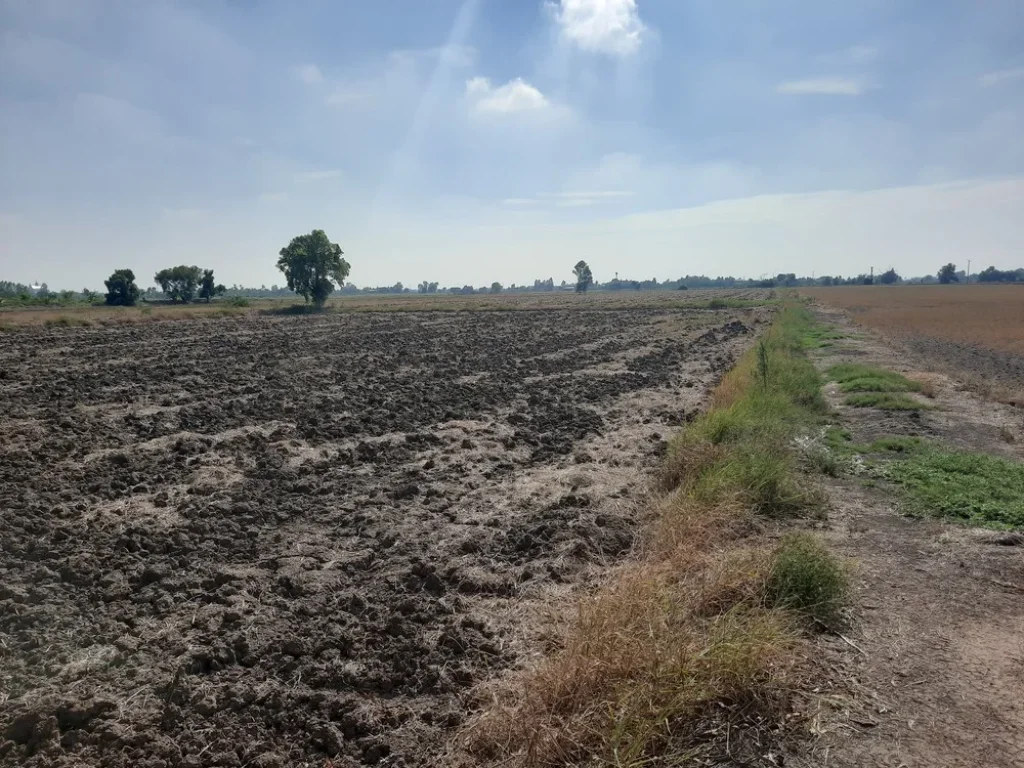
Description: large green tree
938,263,959,284
198,269,226,302
276,229,350,308
573,260,594,294
155,265,202,302
104,269,141,306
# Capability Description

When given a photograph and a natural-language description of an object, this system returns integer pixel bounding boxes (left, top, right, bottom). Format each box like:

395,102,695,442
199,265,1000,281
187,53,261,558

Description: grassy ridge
461,303,846,766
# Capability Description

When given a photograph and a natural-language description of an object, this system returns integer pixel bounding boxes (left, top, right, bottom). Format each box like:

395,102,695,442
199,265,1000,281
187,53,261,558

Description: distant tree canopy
573,260,594,294
417,281,439,294
0,281,32,298
104,269,141,306
977,266,1022,283
155,265,202,303
938,263,959,284
879,268,900,285
490,282,502,294
198,269,226,302
277,229,350,308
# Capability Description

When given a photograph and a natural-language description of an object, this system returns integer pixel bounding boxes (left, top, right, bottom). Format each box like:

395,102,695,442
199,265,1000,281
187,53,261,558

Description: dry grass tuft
461,506,801,767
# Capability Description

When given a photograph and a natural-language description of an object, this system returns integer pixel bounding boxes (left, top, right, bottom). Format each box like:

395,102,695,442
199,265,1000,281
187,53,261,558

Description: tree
104,269,141,306
977,266,1019,283
879,268,900,285
82,288,98,304
276,229,350,308
573,260,594,293
490,282,502,294
938,263,958,284
198,269,226,302
155,265,202,302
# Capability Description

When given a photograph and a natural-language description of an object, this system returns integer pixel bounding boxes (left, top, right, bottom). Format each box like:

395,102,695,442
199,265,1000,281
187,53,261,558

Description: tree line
4,243,1023,309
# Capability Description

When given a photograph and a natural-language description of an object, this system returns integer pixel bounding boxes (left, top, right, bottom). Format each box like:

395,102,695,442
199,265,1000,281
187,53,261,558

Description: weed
1000,425,1016,444
863,435,923,454
766,533,848,626
693,447,821,516
757,340,770,390
228,296,251,307
885,448,1024,530
802,444,843,477
708,297,728,309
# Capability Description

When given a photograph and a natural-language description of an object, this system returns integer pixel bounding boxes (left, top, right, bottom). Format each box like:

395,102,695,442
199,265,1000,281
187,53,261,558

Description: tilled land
0,306,766,767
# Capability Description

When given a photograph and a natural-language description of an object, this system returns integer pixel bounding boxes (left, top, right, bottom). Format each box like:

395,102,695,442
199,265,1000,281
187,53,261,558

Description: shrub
228,296,251,307
708,297,728,309
766,533,847,625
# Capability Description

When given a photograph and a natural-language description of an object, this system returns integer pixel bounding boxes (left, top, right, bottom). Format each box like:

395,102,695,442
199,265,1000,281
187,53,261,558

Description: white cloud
980,68,1024,88
296,63,324,85
551,0,646,56
466,77,549,114
294,170,341,182
777,77,866,96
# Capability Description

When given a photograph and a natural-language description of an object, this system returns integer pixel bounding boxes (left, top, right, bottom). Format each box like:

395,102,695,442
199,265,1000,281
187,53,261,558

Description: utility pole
967,260,971,284
870,266,874,284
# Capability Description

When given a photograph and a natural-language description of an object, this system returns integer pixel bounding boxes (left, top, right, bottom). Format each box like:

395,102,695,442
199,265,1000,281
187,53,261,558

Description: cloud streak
777,77,866,96
979,68,1024,88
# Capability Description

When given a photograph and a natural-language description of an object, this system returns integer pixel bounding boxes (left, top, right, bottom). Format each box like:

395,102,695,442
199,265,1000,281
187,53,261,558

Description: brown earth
792,305,1024,768
0,305,768,768
801,284,1024,402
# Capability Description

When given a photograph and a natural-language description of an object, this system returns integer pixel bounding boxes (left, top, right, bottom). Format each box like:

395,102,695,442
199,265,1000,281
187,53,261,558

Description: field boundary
456,302,847,766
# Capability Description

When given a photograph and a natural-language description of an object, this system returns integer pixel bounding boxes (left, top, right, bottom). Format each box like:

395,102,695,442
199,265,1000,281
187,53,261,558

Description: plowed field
0,304,767,767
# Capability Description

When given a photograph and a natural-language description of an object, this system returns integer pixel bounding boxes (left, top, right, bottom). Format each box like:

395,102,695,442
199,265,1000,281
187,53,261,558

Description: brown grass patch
905,372,941,399
460,499,802,767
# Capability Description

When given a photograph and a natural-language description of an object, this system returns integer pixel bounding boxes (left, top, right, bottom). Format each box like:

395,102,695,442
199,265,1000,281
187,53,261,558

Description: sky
1,0,1023,290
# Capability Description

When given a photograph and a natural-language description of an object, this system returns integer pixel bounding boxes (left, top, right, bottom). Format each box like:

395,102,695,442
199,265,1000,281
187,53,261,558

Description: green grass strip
827,363,920,393
844,392,929,410
886,449,1024,530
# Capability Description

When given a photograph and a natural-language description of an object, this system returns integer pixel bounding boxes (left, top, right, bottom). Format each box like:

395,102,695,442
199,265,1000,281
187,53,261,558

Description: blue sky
2,0,1023,289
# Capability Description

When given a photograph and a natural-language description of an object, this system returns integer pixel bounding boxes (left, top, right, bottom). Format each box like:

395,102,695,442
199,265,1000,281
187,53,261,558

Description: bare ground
0,306,768,767
795,306,1024,768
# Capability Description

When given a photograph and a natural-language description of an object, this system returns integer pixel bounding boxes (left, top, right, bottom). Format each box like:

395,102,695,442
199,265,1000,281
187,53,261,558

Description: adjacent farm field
802,285,1024,397
0,298,768,767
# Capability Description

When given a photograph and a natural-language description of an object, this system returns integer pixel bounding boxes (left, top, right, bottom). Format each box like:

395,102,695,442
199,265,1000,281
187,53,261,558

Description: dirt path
796,307,1024,768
